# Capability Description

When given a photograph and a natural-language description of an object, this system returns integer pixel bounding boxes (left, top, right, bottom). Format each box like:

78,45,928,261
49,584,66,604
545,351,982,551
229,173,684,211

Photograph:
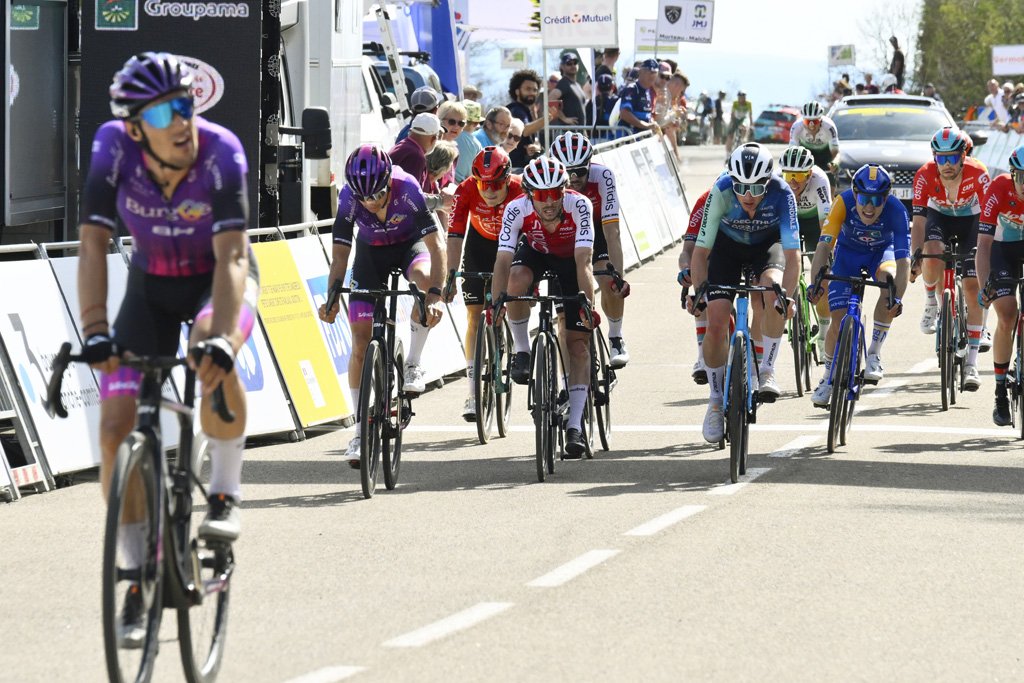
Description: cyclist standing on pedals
779,146,833,352
976,145,1024,426
79,53,259,643
690,143,800,443
912,127,992,391
491,157,597,458
548,132,631,367
789,101,840,190
807,164,910,407
444,146,524,421
320,145,447,466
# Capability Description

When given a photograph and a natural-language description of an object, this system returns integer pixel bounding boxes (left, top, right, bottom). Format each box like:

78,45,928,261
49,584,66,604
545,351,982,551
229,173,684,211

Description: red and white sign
992,45,1024,77
178,55,225,114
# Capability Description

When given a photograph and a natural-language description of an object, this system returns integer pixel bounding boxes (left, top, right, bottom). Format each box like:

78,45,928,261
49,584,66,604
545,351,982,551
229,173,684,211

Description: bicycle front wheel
544,334,560,475
531,334,551,482
103,432,163,683
939,289,953,411
473,314,497,445
383,343,407,491
790,303,804,397
359,340,386,498
727,336,747,483
593,326,613,451
839,335,862,447
828,322,853,454
1016,319,1024,440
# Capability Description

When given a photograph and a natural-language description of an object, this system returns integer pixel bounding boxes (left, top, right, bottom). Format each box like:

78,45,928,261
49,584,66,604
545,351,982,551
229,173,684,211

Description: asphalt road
4,144,1024,683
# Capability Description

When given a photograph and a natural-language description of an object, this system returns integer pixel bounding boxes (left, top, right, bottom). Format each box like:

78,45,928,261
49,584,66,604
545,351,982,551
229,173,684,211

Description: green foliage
915,0,1024,116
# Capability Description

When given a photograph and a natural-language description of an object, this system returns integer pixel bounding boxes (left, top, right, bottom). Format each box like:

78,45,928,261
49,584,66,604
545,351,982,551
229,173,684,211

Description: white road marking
909,358,938,374
281,666,365,683
382,602,514,648
768,435,820,458
862,379,908,399
624,505,706,536
401,424,1011,437
708,467,771,495
527,549,621,587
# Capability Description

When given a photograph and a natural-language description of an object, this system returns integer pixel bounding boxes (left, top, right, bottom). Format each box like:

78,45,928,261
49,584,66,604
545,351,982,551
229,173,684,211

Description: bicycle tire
495,321,514,438
473,314,497,444
1017,319,1024,440
828,322,853,454
544,334,559,475
727,335,746,483
178,440,231,683
839,330,862,447
790,301,804,397
531,334,549,482
383,344,406,491
359,340,386,498
593,326,613,451
103,432,162,683
940,289,953,411
956,283,969,393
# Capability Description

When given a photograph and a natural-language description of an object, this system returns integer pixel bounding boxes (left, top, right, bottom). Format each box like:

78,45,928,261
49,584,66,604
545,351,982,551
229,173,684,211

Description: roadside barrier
0,133,688,501
972,128,1024,176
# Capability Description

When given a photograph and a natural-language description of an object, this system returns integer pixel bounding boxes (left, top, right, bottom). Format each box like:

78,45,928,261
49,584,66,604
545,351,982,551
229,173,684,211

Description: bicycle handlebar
325,278,343,317
342,282,429,326
911,246,977,268
444,269,494,301
812,265,899,310
690,280,788,315
45,341,234,423
493,290,595,329
594,262,627,293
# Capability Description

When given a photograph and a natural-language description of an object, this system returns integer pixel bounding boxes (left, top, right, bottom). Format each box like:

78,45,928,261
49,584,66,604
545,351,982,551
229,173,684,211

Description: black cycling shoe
564,428,585,459
510,352,531,385
993,393,1012,427
692,368,708,385
118,584,145,650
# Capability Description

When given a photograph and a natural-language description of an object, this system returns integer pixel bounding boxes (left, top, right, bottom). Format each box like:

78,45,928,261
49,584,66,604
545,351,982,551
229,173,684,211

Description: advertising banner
828,44,856,67
253,240,349,426
603,147,663,259
656,0,714,44
541,0,617,49
641,137,690,240
79,0,263,216
992,45,1024,77
634,19,677,54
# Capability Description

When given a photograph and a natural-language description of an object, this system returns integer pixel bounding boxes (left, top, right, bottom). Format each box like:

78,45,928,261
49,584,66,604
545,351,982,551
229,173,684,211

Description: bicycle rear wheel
828,323,853,454
103,432,163,683
495,321,514,438
359,340,386,498
940,289,953,411
383,343,407,491
593,327,614,451
790,303,804,397
473,315,497,444
531,335,550,482
178,439,232,683
727,335,747,483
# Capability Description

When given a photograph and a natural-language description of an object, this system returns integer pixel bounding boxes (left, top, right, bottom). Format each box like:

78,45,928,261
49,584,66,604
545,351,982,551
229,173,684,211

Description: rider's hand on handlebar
424,291,445,328
191,335,236,397
319,301,340,323
82,333,120,374
611,277,631,298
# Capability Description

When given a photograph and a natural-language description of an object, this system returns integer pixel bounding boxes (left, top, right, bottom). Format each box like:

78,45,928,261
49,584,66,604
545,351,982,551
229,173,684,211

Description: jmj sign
80,1,261,217
541,0,617,49
657,0,715,44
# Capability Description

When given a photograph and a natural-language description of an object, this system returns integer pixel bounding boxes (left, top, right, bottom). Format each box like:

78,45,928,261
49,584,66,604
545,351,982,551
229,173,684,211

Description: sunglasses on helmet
782,170,811,183
138,96,194,129
855,192,886,207
934,152,963,165
733,182,767,197
529,187,564,203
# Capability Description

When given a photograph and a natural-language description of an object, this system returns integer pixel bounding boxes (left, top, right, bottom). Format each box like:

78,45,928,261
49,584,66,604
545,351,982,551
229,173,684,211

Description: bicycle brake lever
408,283,428,325
44,342,73,419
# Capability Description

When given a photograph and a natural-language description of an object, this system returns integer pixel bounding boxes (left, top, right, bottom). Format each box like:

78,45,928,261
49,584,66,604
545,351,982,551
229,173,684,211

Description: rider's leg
920,238,944,330
463,303,483,395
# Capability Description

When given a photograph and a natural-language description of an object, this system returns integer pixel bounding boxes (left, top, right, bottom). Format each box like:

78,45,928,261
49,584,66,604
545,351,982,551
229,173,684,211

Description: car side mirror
278,107,332,160
969,131,989,148
380,93,399,120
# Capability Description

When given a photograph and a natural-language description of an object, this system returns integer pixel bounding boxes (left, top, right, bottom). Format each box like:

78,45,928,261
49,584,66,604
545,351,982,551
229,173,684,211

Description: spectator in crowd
589,73,619,129
617,58,661,136
595,47,620,80
984,78,1010,126
474,106,512,148
623,67,640,88
505,69,544,169
713,89,726,144
463,84,483,102
396,86,445,142
550,52,587,125
425,140,459,230
437,100,467,187
464,100,483,134
661,71,689,161
503,118,524,156
864,73,880,94
880,73,902,94
389,112,440,191
1007,94,1024,132
889,36,905,90
922,82,943,101
454,102,484,182
546,71,560,100
855,83,866,95
653,62,674,123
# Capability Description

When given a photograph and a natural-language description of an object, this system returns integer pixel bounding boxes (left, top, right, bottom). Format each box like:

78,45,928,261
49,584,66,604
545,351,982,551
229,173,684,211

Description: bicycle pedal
863,378,879,386
756,391,776,404
594,391,608,407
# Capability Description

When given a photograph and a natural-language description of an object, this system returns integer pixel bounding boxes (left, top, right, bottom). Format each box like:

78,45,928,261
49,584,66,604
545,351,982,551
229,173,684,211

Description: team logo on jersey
664,5,681,23
176,200,212,222
856,230,881,243
96,0,138,30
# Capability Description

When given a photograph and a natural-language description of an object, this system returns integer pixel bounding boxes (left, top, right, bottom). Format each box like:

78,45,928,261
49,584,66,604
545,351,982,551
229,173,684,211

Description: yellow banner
253,241,347,426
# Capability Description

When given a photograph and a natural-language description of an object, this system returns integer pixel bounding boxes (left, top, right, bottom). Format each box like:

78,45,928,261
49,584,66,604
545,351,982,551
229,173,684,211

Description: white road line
400,424,1011,437
862,379,908,399
768,435,820,458
708,467,771,495
624,505,706,536
382,602,514,648
527,549,621,587
909,358,938,374
281,666,365,683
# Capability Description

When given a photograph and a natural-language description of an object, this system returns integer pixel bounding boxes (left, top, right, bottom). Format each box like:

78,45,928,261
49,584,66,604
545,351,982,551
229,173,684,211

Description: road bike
788,251,823,397
443,270,514,445
984,275,1024,439
914,238,972,411
46,343,235,683
694,269,786,483
813,267,897,453
327,270,426,498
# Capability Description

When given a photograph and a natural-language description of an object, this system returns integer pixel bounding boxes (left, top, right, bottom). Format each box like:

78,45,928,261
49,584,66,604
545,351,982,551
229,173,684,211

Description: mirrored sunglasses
934,152,963,165
1012,169,1024,185
782,171,811,183
357,186,389,203
855,192,886,207
138,96,194,129
567,165,590,179
530,187,564,203
804,117,821,124
476,177,508,192
733,182,767,197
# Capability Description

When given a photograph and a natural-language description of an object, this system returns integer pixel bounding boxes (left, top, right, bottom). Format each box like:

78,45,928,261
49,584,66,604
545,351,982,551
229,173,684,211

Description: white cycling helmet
549,131,593,168
522,156,568,190
779,146,815,172
728,143,774,184
801,101,825,118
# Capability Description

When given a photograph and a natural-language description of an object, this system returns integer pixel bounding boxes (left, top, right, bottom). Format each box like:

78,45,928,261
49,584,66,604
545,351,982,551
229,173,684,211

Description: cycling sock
510,317,530,353
608,316,623,338
967,325,982,365
817,317,830,339
982,307,990,333
466,360,476,395
924,281,938,304
406,321,429,365
759,335,782,373
568,384,587,430
995,361,1009,387
350,386,361,420
753,342,764,367
695,322,707,346
708,364,725,402
118,521,147,570
868,321,890,356
207,434,245,501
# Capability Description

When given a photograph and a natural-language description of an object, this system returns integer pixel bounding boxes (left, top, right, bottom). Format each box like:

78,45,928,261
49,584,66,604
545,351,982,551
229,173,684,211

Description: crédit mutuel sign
540,0,617,49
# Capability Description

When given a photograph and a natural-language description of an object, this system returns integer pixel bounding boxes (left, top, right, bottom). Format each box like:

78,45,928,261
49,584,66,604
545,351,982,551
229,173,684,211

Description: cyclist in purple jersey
320,146,447,467
77,55,258,609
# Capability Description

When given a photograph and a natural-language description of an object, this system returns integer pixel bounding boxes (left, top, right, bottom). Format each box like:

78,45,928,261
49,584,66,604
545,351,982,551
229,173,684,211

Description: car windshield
833,106,952,141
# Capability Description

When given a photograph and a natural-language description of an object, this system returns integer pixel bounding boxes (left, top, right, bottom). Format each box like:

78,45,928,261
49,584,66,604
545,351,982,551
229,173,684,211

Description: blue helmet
930,127,967,154
1009,144,1024,172
852,164,892,195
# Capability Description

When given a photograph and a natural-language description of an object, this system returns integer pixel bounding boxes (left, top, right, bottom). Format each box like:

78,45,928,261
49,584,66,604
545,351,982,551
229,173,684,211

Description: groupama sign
540,0,617,48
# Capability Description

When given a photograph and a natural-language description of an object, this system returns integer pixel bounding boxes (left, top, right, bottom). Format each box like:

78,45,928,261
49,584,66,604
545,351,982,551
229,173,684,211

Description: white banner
541,0,617,49
992,45,1024,77
656,0,714,44
641,137,690,241
500,47,529,70
828,44,856,67
634,19,677,55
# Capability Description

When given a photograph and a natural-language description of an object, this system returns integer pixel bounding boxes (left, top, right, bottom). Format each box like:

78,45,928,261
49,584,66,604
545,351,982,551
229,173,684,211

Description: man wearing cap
922,83,942,102
550,52,586,125
389,112,441,191
589,74,619,131
454,101,485,182
396,86,445,143
617,59,661,136
463,84,483,102
474,106,512,148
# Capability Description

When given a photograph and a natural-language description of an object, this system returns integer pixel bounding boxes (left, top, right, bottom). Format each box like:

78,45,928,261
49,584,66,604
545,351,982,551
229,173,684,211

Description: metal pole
543,47,550,153
590,50,598,134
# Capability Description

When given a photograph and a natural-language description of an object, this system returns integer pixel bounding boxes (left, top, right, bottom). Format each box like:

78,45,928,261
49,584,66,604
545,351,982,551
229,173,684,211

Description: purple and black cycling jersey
332,166,438,247
81,116,249,277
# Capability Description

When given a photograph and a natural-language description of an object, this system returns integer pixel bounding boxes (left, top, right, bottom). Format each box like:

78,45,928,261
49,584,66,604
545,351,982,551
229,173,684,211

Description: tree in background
858,1,921,90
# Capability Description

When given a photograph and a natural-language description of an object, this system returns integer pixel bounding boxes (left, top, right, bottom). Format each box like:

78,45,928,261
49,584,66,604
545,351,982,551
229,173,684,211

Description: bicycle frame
724,293,759,419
